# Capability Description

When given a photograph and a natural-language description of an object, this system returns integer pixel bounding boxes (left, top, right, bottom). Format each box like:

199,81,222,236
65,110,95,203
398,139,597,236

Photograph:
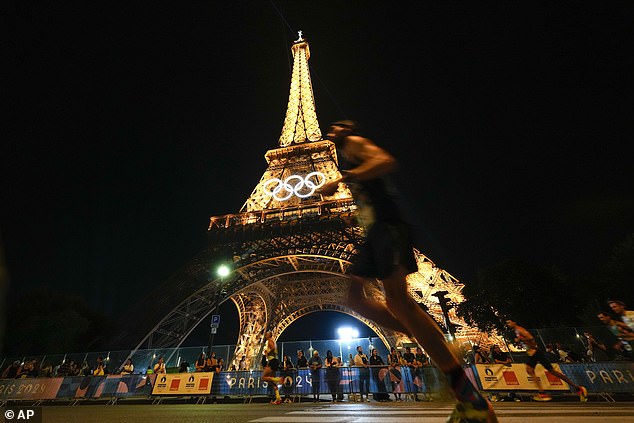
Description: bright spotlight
217,264,230,278
337,327,359,341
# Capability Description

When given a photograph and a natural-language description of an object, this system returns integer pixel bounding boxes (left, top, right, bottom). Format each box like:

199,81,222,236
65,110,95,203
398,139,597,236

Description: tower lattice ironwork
128,35,500,370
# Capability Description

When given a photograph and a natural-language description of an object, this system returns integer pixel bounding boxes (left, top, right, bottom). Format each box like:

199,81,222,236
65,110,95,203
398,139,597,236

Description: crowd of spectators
2,299,631,381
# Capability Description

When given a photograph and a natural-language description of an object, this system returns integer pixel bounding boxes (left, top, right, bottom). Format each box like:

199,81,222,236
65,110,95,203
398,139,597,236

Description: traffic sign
211,314,221,328
210,327,217,334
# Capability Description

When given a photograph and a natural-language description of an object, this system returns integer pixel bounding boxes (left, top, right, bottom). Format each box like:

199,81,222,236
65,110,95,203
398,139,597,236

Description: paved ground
14,400,634,423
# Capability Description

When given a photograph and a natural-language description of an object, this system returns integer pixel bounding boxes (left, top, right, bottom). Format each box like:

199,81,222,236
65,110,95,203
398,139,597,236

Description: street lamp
337,327,359,365
208,264,231,357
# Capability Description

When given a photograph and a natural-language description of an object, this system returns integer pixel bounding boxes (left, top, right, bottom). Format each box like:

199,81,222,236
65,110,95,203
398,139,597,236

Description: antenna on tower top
295,30,303,42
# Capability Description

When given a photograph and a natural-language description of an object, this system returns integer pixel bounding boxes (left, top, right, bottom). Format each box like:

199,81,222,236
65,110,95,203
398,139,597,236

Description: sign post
208,314,221,356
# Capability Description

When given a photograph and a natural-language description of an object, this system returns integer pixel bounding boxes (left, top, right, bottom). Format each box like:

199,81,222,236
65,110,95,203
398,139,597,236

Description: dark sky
3,2,633,345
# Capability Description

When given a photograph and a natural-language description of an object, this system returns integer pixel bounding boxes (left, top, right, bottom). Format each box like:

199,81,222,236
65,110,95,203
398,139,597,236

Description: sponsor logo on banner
474,364,569,391
151,372,213,395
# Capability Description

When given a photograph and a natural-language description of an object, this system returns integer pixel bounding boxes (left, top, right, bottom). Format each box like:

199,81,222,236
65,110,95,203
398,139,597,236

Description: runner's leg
347,275,409,334
381,266,493,416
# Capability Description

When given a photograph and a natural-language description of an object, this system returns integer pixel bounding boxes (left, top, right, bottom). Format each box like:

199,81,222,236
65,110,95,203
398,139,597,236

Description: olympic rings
262,171,327,201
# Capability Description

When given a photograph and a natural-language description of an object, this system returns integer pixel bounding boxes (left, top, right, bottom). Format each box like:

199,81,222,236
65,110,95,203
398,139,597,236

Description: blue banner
560,362,634,393
54,374,156,399
211,366,447,396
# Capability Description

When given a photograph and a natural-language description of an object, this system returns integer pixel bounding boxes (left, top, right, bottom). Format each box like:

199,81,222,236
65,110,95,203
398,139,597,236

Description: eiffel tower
125,34,493,370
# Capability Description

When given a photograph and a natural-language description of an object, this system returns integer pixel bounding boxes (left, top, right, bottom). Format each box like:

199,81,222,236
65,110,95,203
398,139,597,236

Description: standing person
308,350,323,402
413,347,429,401
489,346,511,365
195,353,206,372
238,355,248,371
121,359,134,375
369,349,388,401
506,320,587,402
388,347,403,401
325,350,340,402
281,354,294,403
320,120,497,422
205,351,218,372
296,350,308,369
474,346,490,364
93,357,106,376
261,331,283,405
353,345,371,402
402,346,416,396
153,356,166,374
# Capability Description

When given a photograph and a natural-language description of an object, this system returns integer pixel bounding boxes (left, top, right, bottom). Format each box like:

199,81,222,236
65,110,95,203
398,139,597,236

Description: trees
2,288,113,356
457,234,634,333
456,259,580,334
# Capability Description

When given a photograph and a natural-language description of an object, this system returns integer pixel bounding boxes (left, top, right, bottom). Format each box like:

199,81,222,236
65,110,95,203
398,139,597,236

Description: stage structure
131,34,493,369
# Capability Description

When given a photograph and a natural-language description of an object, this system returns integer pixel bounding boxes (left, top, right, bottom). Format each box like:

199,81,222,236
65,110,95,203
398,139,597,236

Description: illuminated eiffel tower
127,34,495,369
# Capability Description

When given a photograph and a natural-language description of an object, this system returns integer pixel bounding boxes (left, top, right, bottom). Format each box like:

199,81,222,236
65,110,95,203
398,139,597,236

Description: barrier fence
1,362,633,404
1,325,628,377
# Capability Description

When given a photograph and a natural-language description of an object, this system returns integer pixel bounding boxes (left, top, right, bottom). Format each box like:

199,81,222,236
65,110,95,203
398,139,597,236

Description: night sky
3,2,632,346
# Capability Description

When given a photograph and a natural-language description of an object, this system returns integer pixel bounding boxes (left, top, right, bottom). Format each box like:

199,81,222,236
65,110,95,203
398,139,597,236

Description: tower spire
278,32,322,147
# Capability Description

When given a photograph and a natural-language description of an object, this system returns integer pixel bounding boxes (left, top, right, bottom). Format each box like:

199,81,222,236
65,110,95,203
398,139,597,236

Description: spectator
179,361,190,373
296,350,308,368
93,357,105,376
490,345,512,365
412,347,430,401
195,353,206,372
353,345,370,402
206,351,218,372
69,360,80,376
216,358,224,372
80,361,91,376
335,357,344,402
40,361,53,378
2,360,21,379
238,355,248,371
608,300,634,332
57,360,71,377
555,342,574,363
282,354,293,371
281,354,294,403
308,350,322,402
121,359,134,375
583,331,610,362
473,346,490,364
325,350,340,402
153,356,166,374
369,349,388,400
544,344,559,362
402,347,415,366
26,360,39,378
388,347,403,401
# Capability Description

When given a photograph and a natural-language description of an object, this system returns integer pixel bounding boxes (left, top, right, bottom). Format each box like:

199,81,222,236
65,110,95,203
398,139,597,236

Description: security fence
1,325,630,382
0,337,391,378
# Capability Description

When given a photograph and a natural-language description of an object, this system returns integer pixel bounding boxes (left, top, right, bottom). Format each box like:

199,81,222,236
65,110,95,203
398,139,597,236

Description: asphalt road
7,400,634,423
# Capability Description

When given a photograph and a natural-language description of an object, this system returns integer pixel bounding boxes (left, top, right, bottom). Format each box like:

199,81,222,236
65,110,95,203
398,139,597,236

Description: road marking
249,404,634,422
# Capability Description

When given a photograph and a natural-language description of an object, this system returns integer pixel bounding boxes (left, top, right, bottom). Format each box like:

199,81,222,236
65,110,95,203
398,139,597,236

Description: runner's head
327,120,360,144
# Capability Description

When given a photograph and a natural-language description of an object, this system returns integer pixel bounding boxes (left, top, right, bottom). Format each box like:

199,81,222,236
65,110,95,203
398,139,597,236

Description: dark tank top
337,140,408,225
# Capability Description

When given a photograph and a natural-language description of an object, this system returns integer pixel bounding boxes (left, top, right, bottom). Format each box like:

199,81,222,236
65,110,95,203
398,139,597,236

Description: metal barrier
2,362,634,405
